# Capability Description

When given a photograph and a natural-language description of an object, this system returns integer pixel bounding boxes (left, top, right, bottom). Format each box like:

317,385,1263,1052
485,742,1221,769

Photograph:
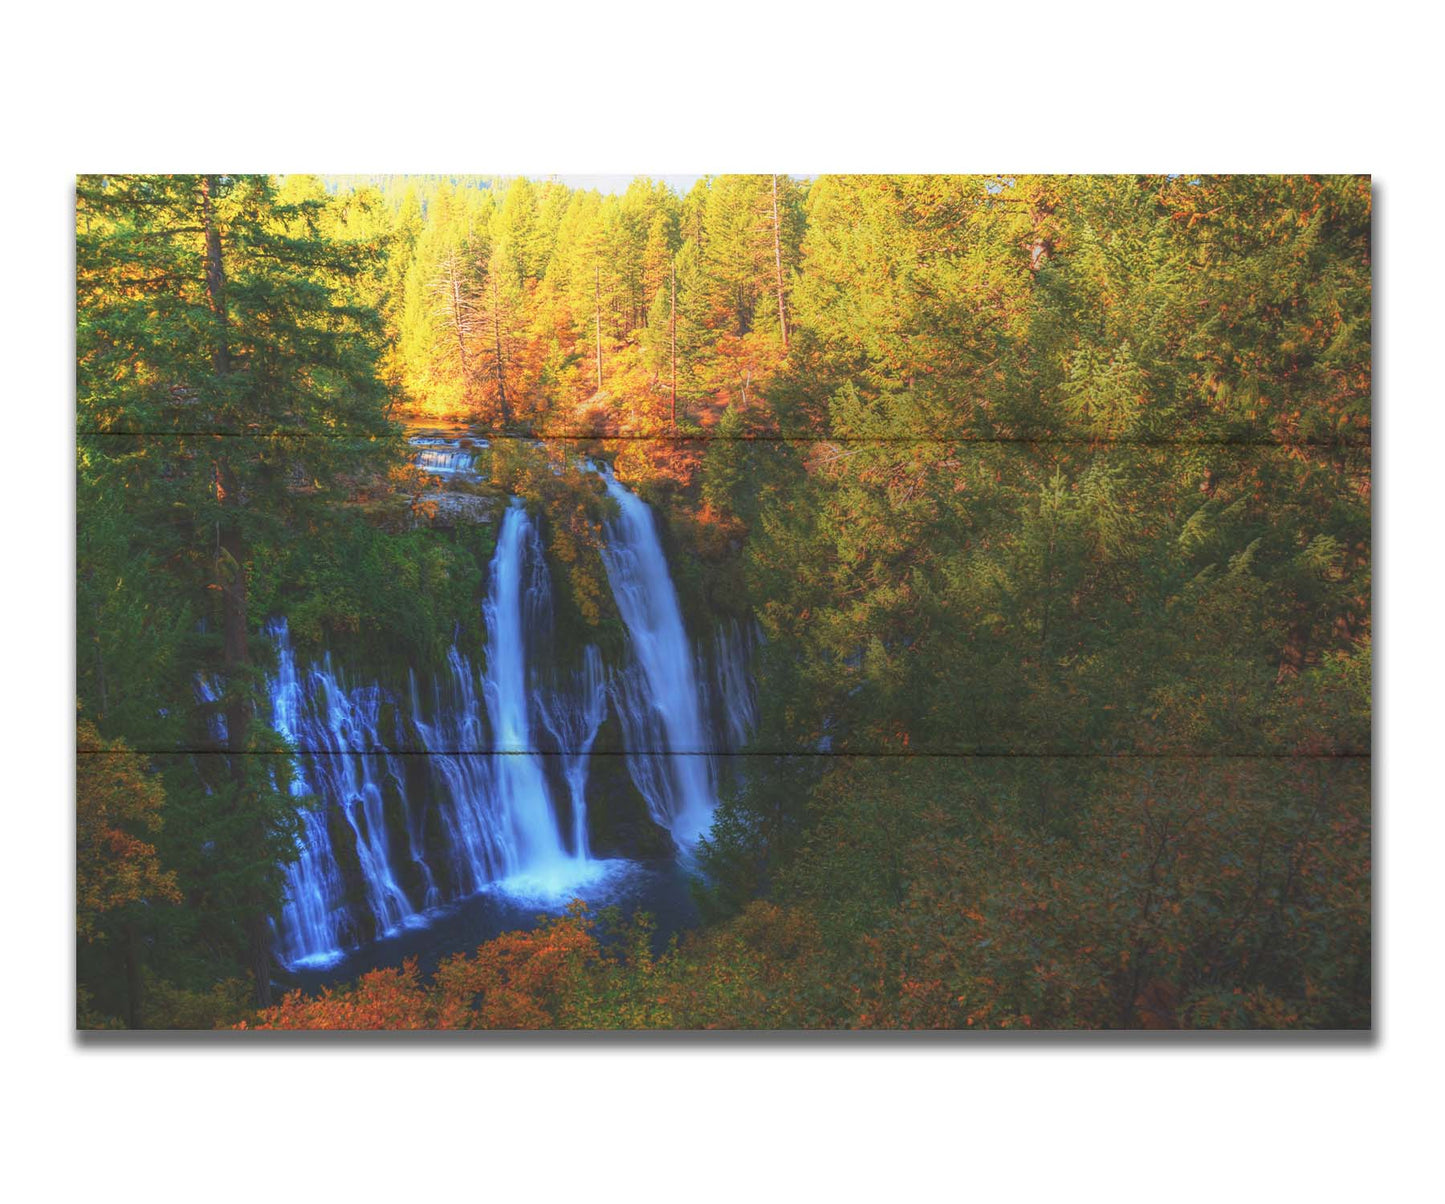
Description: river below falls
273,856,700,996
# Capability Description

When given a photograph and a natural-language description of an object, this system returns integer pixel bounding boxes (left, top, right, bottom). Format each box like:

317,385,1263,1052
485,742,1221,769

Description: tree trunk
247,911,273,1011
200,177,232,378
595,265,603,392
771,174,789,354
201,176,272,1008
1028,189,1055,275
670,261,677,431
216,495,249,753
491,274,512,426
450,268,472,386
89,589,108,720
124,919,143,1029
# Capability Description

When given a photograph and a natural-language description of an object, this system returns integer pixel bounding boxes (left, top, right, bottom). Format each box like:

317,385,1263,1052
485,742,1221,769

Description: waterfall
538,645,608,859
479,501,580,885
266,505,592,967
411,435,487,478
594,467,718,845
259,465,758,969
266,619,414,967
193,674,228,743
712,619,760,753
406,649,509,896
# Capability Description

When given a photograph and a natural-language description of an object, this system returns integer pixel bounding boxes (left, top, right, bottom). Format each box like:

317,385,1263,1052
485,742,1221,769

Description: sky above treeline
553,174,704,194
321,173,709,197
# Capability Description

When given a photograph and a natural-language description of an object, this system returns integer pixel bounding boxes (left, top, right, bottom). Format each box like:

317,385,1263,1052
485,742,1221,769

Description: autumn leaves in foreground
245,759,1368,1031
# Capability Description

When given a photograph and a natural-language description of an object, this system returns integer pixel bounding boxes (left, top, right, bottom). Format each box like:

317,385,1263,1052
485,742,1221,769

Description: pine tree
77,173,396,1002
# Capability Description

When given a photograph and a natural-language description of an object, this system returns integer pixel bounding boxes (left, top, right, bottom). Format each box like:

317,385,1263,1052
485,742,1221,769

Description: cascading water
538,645,608,859
712,619,761,753
595,467,719,845
266,619,414,967
193,674,228,743
259,458,758,972
479,501,585,886
406,649,509,896
411,434,487,478
267,500,612,967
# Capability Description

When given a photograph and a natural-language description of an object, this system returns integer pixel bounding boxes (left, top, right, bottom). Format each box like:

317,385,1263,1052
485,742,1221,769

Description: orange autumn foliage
76,720,181,942
239,907,600,1030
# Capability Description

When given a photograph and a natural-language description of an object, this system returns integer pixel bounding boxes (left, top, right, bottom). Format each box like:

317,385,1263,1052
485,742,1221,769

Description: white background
1,3,1439,1199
